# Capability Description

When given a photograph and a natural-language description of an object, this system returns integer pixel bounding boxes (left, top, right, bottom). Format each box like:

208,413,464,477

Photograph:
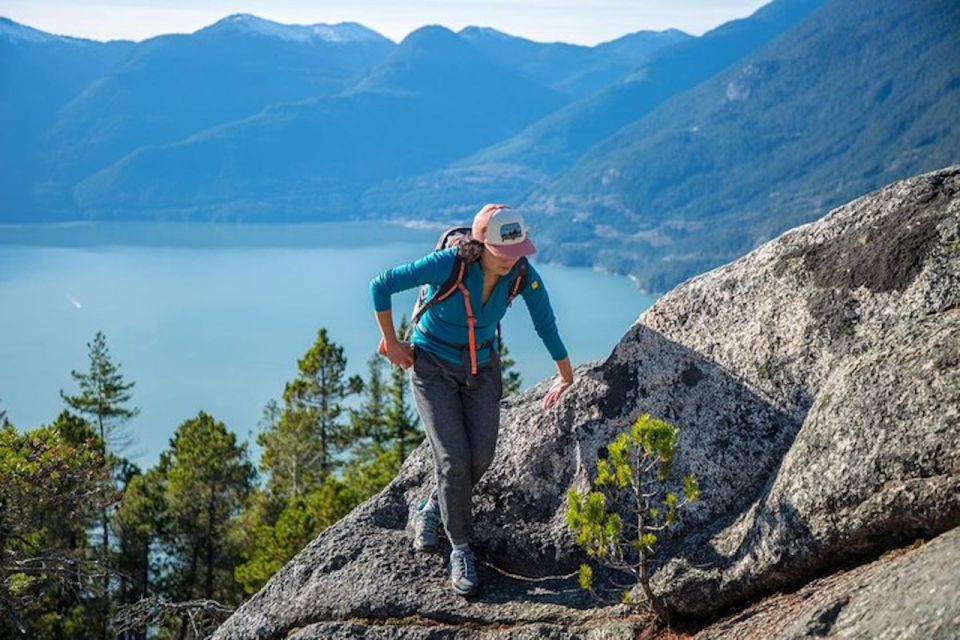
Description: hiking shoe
412,498,440,553
449,546,481,597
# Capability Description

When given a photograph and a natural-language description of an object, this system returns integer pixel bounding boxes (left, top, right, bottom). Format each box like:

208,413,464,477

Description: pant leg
409,345,474,545
460,349,503,487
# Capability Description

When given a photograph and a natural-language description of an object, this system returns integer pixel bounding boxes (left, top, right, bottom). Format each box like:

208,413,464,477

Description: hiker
369,203,574,597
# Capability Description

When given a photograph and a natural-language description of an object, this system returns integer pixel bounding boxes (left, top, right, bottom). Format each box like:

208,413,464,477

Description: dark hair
458,232,485,262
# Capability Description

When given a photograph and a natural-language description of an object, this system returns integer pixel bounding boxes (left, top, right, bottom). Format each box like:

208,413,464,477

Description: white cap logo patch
489,210,528,245
498,221,523,242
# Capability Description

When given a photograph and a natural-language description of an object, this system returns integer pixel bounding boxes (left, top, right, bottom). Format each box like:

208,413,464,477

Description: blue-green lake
0,221,657,469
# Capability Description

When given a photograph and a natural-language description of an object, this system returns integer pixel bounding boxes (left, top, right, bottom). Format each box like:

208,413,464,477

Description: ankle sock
452,541,470,553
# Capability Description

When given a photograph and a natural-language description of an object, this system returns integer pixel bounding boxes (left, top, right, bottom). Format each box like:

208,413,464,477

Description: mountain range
2,0,958,291
1,13,683,222
71,24,568,218
359,0,832,232
524,0,960,289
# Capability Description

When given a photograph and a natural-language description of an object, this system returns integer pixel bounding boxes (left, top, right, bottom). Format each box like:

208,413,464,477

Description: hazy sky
4,0,770,46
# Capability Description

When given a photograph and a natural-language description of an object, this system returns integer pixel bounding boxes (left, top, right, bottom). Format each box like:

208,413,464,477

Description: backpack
379,226,529,374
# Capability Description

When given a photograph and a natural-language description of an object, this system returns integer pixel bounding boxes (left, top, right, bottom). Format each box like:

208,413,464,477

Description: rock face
213,165,960,639
695,526,960,639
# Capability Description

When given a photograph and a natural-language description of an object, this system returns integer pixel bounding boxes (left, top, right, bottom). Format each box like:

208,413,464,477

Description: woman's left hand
541,379,572,411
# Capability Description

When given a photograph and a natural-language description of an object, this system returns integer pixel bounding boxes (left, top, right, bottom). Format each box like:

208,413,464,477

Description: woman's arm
520,264,568,361
519,264,574,409
370,248,455,313
370,249,455,369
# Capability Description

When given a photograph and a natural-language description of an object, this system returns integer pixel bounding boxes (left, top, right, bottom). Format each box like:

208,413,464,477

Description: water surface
0,221,657,468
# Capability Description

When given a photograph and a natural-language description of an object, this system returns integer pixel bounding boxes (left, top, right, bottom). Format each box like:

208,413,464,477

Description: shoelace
453,549,477,581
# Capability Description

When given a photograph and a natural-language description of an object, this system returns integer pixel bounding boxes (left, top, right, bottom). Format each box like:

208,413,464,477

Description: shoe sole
452,584,480,597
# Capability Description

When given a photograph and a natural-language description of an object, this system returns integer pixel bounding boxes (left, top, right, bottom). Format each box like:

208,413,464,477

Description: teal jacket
370,247,568,366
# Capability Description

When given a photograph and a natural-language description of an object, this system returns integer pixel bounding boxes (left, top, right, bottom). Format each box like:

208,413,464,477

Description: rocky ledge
213,165,960,639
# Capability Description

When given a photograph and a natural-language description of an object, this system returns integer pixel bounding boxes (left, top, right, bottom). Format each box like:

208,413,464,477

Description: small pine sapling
566,413,700,621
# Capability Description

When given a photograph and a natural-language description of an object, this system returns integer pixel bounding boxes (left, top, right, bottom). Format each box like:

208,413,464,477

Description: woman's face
482,245,520,276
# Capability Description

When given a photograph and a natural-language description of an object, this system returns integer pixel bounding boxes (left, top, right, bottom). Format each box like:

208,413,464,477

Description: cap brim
487,238,536,258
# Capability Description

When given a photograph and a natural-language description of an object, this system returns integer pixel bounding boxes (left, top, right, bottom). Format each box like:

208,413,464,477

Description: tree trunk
177,613,189,640
137,537,149,640
205,482,217,599
99,414,110,640
179,541,200,640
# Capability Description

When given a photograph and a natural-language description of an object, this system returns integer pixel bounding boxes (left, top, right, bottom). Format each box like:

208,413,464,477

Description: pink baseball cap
471,204,537,258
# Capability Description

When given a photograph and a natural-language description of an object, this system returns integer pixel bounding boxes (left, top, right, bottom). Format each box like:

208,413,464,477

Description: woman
369,203,574,597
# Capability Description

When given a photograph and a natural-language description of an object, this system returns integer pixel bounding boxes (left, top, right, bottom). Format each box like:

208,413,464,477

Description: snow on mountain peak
213,14,387,44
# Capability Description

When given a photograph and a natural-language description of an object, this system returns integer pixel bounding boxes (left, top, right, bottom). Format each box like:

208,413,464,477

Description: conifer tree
113,465,167,632
109,412,253,639
346,353,390,465
256,400,314,501
341,337,420,501
161,412,254,629
499,341,522,397
239,329,366,596
59,330,139,638
278,328,363,484
60,330,139,453
566,414,700,622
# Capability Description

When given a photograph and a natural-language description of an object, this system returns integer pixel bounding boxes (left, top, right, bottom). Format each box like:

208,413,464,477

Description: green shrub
566,413,700,621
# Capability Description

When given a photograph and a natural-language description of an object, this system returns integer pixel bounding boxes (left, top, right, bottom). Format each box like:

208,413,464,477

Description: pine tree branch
112,595,233,635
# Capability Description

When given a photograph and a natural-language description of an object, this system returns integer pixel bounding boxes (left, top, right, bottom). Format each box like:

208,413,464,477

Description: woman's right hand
382,339,415,369
541,379,572,411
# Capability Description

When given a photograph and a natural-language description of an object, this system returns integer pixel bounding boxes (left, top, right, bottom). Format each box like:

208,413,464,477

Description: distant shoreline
0,217,660,295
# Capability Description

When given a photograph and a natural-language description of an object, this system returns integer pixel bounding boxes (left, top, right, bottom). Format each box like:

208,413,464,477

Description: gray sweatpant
409,342,502,545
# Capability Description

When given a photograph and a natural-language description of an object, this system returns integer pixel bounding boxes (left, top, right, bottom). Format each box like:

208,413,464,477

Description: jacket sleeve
521,263,569,361
370,248,456,312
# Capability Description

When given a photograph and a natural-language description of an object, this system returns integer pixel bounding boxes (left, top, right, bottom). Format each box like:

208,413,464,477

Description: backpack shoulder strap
408,250,468,335
430,226,479,304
